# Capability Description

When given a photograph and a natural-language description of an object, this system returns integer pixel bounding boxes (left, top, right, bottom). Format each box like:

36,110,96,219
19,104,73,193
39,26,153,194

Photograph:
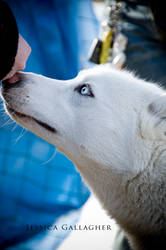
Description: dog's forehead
76,66,148,101
77,67,126,92
77,66,113,85
78,66,111,78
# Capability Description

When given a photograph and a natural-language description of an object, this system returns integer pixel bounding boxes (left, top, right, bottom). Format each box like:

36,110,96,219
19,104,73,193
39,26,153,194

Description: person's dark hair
0,1,18,80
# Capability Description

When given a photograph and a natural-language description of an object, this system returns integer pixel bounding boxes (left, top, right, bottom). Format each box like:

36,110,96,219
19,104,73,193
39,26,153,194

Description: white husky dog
2,66,166,250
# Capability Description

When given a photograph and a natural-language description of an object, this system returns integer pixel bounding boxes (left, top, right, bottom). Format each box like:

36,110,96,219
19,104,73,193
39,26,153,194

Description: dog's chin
6,106,57,134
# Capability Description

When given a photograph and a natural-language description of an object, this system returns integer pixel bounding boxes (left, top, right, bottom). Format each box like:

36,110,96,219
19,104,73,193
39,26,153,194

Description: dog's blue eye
80,85,89,95
74,84,94,97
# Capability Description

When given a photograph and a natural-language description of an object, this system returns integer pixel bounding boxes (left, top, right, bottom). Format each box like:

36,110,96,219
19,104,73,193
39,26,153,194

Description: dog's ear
141,94,166,141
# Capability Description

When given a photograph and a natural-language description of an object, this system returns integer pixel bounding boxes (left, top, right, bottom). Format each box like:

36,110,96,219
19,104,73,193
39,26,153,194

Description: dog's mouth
7,107,57,133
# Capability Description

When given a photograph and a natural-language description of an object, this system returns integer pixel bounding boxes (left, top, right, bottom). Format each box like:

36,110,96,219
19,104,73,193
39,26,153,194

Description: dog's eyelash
74,84,94,98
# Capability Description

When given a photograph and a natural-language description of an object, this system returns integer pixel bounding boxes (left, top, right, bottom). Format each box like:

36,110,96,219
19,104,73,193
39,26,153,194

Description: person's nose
2,72,24,93
4,72,23,84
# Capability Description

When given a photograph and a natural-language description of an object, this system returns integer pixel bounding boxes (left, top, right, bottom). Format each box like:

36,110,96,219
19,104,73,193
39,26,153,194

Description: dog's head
1,66,166,176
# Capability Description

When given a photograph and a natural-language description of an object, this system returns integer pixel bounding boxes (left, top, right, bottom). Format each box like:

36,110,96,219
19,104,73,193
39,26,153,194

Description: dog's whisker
11,123,18,132
0,118,15,128
0,112,9,118
0,110,18,127
41,148,58,165
0,107,6,111
14,128,27,143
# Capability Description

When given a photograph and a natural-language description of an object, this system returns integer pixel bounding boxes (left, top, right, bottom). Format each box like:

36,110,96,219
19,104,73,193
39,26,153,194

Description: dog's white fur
2,65,166,250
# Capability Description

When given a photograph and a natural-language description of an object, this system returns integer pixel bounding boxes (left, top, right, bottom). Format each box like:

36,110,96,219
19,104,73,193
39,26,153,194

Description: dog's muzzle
1,72,57,133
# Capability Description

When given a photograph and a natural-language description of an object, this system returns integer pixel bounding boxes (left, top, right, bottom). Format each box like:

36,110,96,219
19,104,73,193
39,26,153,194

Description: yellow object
100,30,113,64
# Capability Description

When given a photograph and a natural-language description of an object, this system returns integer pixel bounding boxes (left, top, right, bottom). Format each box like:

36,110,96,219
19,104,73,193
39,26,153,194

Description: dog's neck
74,142,166,250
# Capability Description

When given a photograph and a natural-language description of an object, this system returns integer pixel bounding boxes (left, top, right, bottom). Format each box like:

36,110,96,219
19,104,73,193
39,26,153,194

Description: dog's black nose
1,72,23,92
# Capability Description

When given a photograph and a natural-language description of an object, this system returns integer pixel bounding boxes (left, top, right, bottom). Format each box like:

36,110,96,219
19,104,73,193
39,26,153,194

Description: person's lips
5,72,22,84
